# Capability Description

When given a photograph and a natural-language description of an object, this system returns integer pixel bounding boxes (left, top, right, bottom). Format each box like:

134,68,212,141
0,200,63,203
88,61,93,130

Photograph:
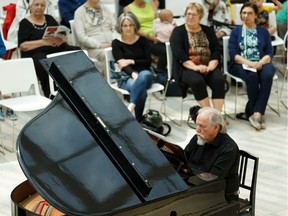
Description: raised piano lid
16,51,189,216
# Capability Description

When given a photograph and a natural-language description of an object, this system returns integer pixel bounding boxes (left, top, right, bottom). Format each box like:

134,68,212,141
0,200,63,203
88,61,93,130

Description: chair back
69,19,78,46
104,47,114,85
46,50,87,96
165,42,173,82
0,58,41,96
223,36,230,75
165,0,194,17
231,3,243,25
266,3,284,47
238,149,259,215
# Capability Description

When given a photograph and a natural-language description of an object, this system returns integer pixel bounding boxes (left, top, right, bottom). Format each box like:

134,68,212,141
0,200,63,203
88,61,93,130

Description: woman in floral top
170,3,225,114
228,2,275,130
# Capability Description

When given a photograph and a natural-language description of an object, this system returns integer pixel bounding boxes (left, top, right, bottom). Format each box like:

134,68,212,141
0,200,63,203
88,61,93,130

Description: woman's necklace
32,21,47,30
30,15,47,30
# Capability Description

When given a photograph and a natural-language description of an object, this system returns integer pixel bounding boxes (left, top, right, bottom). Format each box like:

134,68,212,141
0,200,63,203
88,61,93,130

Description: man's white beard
197,135,206,146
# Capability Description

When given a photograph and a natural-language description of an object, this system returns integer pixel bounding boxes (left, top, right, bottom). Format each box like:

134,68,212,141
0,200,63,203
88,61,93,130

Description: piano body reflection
11,51,239,216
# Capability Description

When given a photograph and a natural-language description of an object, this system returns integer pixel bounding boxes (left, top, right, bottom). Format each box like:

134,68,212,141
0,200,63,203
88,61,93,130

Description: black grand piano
11,51,239,216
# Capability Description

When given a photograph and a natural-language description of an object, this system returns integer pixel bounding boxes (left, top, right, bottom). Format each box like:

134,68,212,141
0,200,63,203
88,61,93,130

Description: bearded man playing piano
184,107,240,202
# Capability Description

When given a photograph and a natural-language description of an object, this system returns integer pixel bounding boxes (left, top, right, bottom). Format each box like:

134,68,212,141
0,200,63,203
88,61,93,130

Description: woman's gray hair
115,12,141,34
198,107,227,133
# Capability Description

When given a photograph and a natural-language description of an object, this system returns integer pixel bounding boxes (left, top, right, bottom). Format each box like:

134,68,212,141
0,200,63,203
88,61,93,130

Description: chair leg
280,69,288,109
267,78,281,116
180,98,184,126
12,120,16,152
0,124,5,155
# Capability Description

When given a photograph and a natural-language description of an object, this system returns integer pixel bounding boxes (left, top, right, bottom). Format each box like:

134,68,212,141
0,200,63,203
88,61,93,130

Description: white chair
69,19,78,46
223,36,280,118
104,47,164,108
165,0,192,17
0,58,52,152
280,32,288,109
161,42,196,126
102,0,118,17
46,50,89,97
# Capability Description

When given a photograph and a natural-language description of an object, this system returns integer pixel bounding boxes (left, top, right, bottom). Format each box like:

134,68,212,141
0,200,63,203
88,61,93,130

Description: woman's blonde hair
115,12,141,34
185,2,204,19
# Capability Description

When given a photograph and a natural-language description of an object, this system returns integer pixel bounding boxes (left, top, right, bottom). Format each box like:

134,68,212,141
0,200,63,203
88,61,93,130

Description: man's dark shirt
184,133,240,197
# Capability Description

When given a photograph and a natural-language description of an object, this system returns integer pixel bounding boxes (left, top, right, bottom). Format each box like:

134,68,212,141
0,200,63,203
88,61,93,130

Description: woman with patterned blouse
229,2,275,130
170,3,225,114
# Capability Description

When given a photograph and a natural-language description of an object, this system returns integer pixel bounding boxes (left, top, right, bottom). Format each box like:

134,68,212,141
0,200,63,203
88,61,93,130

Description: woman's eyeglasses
122,24,134,28
186,13,199,17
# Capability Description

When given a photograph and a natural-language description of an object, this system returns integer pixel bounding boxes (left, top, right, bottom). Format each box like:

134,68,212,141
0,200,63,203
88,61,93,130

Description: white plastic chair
163,42,198,126
223,36,280,118
280,32,288,109
0,58,52,152
104,47,164,108
46,50,89,97
69,19,78,46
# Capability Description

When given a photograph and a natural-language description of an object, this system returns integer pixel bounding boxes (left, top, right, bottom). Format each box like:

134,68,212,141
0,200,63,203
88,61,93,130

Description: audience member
18,0,80,98
276,0,287,39
58,0,86,28
119,0,133,15
112,12,153,121
201,0,232,41
7,0,56,44
154,9,175,43
74,0,117,78
0,33,17,120
184,107,240,202
228,2,275,130
153,8,175,84
124,0,168,77
0,33,5,58
250,0,283,36
170,3,226,113
0,34,6,120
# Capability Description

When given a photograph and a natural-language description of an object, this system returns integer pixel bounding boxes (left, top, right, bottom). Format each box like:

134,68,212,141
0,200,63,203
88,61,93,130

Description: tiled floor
0,60,287,215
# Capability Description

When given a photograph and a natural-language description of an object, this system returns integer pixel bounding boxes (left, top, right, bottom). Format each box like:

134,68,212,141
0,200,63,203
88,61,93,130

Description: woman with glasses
170,3,225,115
229,2,275,130
74,0,117,78
112,12,153,121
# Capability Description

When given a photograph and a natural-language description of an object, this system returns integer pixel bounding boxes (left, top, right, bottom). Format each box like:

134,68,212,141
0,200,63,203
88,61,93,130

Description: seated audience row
2,0,282,129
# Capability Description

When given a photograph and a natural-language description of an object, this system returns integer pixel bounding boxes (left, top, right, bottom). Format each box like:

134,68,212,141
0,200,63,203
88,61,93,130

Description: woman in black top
18,0,79,98
112,12,153,121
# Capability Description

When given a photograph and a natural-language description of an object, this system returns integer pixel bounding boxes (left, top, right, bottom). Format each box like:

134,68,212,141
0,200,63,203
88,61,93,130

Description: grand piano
11,51,240,216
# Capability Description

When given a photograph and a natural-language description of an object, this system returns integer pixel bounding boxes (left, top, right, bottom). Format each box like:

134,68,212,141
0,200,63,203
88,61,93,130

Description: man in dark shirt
184,107,240,202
